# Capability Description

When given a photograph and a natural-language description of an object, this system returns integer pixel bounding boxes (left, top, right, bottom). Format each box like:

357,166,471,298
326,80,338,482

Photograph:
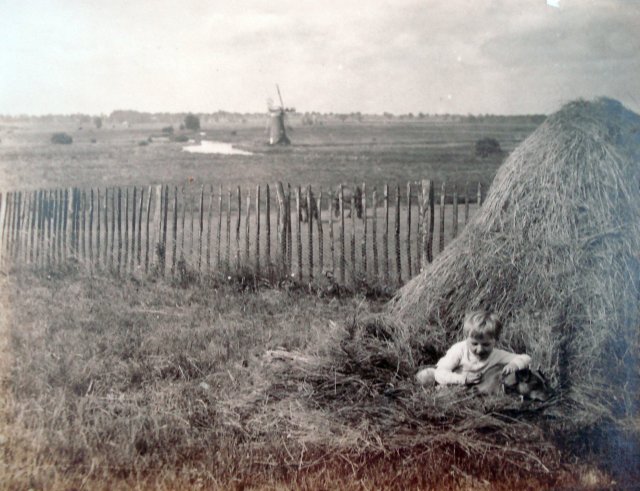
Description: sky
1,0,639,116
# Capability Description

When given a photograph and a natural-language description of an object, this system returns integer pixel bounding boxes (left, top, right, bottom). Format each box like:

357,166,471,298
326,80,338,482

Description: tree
184,113,200,131
93,116,102,129
51,132,73,144
475,137,502,158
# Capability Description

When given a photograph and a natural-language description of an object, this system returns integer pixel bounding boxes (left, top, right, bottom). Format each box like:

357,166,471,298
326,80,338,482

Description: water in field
183,140,253,155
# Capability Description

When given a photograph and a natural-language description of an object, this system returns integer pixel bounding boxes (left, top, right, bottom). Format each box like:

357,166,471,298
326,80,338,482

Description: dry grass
0,267,623,490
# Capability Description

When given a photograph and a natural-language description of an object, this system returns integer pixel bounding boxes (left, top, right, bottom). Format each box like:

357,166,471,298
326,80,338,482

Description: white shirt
434,340,531,385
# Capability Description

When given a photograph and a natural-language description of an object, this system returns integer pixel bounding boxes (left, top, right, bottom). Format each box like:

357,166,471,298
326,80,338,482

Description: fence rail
0,180,483,286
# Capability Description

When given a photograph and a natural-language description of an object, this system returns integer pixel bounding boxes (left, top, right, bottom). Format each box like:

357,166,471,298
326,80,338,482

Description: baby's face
467,333,496,360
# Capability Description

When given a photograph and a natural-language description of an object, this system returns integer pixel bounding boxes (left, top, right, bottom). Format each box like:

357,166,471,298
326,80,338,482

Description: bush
172,135,189,143
475,137,501,158
93,117,102,129
161,126,174,134
184,113,200,131
51,132,73,144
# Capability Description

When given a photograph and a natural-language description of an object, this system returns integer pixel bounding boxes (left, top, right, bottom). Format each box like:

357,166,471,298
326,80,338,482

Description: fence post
421,180,434,267
439,182,446,253
180,187,186,260
339,184,345,284
350,192,356,284
265,184,271,269
316,188,323,277
137,187,144,267
235,186,241,271
198,185,204,273
372,187,378,280
328,189,335,278
286,184,292,273
464,182,470,225
225,188,231,270
89,189,94,267
172,186,178,275
361,182,367,279
145,186,152,273
205,185,213,272
46,191,53,267
383,184,389,284
295,186,302,281
477,182,482,207
406,182,412,279
124,188,129,272
216,185,222,271
245,190,251,267
255,185,261,275
189,191,195,262
130,187,136,271
307,185,313,281
275,182,287,274
452,184,459,239
395,184,401,284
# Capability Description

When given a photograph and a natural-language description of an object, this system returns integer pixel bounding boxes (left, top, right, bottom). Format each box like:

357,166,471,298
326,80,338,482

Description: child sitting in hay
416,310,544,397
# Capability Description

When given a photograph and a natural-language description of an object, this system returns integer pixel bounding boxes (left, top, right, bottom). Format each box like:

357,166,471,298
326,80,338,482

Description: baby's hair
463,310,503,340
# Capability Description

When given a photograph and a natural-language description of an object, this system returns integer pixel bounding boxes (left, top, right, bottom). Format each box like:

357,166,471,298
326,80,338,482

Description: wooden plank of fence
46,191,53,266
95,189,101,268
89,189,94,266
477,182,482,206
216,185,222,270
137,187,143,267
295,186,302,281
452,184,459,239
420,180,434,267
316,189,323,276
124,188,129,271
26,191,33,264
372,187,378,279
383,184,389,284
286,184,292,273
439,182,446,253
464,183,469,225
117,188,123,274
307,185,313,280
57,189,63,264
225,188,231,269
235,186,241,270
350,193,356,284
180,187,186,258
339,184,345,283
50,191,57,266
395,184,401,284
205,185,213,272
198,185,204,272
275,182,287,272
255,185,261,274
109,189,115,269
361,183,367,277
17,192,25,263
189,192,195,261
245,191,250,266
144,186,152,273
172,186,178,275
406,182,412,279
130,187,136,270
328,189,335,277
80,190,86,261
14,192,22,262
265,184,270,267
0,193,6,264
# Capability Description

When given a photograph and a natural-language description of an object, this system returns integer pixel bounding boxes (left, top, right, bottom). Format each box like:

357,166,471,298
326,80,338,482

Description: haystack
391,98,640,420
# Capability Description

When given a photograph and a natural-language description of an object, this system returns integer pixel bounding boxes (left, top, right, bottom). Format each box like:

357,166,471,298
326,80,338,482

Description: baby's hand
465,372,482,385
502,363,518,375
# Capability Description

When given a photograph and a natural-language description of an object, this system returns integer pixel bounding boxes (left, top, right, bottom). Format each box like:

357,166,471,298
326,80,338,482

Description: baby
416,310,531,386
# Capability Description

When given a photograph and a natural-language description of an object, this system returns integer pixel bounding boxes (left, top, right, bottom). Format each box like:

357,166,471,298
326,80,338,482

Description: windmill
268,84,295,145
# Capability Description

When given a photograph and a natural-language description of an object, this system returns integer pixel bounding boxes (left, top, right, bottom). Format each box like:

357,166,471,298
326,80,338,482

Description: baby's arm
500,351,532,374
434,343,468,385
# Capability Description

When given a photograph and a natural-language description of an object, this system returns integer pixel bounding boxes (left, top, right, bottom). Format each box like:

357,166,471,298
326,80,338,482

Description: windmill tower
268,85,294,145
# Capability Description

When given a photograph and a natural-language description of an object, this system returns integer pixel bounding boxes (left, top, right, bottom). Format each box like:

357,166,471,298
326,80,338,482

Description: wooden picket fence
0,180,483,286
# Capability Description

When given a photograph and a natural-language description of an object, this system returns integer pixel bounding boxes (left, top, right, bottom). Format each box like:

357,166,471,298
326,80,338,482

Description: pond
182,140,254,155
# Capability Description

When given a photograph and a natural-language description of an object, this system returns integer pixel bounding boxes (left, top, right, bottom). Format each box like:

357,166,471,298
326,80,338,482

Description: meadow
1,117,625,489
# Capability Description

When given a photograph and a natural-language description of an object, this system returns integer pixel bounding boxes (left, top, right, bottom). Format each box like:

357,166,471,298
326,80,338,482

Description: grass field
2,117,627,489
0,119,533,192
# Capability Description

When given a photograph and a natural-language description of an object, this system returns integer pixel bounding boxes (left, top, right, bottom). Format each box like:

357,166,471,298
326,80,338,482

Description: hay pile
237,98,639,484
391,97,640,421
